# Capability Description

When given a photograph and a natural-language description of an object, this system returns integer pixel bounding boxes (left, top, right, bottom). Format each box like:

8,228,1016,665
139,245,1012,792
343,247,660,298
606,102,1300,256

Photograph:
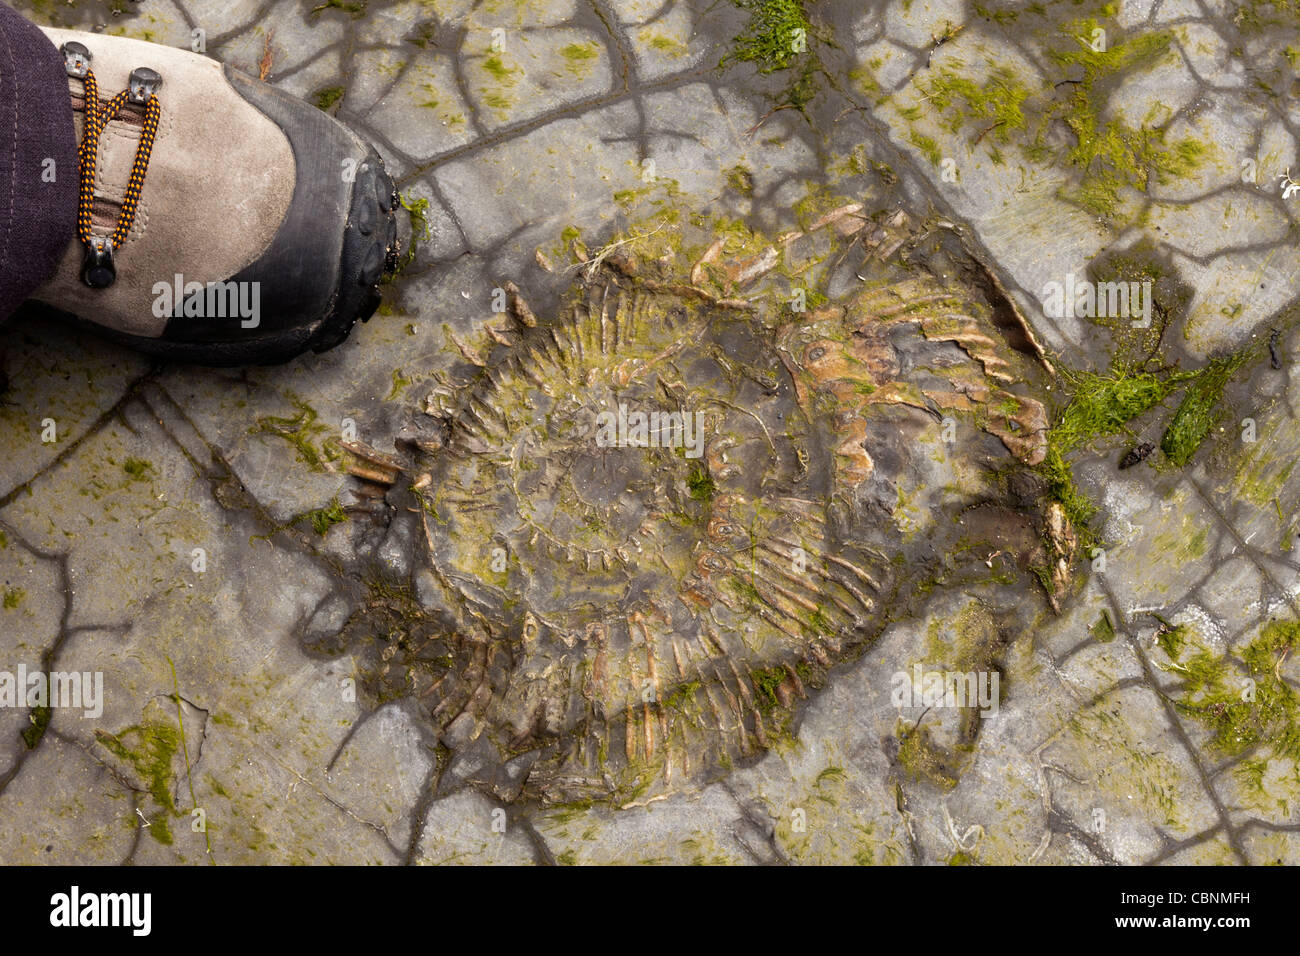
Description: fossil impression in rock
344,207,1059,805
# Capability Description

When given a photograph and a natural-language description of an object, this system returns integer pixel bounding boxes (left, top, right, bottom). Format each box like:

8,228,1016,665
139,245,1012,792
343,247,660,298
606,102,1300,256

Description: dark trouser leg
0,2,77,321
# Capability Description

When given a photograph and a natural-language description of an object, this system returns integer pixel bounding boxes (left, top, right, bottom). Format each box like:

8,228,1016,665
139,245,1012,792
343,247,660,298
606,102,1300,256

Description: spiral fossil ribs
357,217,1053,805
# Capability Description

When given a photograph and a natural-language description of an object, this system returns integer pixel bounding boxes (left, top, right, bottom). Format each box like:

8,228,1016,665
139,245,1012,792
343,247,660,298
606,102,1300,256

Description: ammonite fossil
342,204,1058,805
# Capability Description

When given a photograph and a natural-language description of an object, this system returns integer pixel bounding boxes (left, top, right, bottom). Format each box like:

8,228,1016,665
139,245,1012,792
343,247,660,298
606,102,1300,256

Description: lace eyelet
60,42,91,79
127,67,162,106
81,237,116,289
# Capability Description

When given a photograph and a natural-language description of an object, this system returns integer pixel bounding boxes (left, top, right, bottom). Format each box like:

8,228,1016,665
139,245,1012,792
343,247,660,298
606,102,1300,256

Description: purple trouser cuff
0,2,77,320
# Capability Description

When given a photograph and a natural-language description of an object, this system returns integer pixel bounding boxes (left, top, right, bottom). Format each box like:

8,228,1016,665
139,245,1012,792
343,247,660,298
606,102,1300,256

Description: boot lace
61,42,162,288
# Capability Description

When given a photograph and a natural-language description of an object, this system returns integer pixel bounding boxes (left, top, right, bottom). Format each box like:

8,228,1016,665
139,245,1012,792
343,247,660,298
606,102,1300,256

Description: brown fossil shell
349,211,1055,804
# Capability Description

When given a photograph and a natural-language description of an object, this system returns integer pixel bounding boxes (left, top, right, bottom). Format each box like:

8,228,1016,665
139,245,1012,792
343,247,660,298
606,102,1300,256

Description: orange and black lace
75,69,162,287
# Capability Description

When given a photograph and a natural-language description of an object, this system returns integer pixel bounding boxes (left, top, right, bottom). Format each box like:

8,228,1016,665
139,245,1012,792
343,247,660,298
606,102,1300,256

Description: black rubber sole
304,151,400,357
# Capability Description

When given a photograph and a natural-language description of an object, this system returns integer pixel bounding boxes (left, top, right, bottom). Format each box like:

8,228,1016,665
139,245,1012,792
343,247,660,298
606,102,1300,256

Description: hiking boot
29,29,399,365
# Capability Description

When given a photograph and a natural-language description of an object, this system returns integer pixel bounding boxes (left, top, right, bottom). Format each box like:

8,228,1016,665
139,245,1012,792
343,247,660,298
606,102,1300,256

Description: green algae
908,131,943,167
20,704,50,749
312,86,345,111
1041,364,1194,534
751,666,787,715
1160,350,1249,466
482,54,517,84
641,31,688,58
478,52,517,115
679,834,735,866
815,765,846,786
388,368,414,400
1233,419,1296,510
1045,22,1205,218
725,164,755,197
972,0,1024,23
1156,620,1188,660
1090,609,1116,642
1232,0,1300,33
1174,620,1300,763
250,394,340,472
895,719,962,791
1044,345,1249,536
403,195,432,236
662,680,702,713
302,499,347,536
686,463,715,502
393,193,433,276
919,65,1030,146
310,0,366,17
123,456,154,481
558,41,600,77
2,586,24,610
723,0,821,111
918,19,1208,220
1070,702,1183,827
409,21,438,49
724,0,812,74
96,720,185,845
1052,366,1194,452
